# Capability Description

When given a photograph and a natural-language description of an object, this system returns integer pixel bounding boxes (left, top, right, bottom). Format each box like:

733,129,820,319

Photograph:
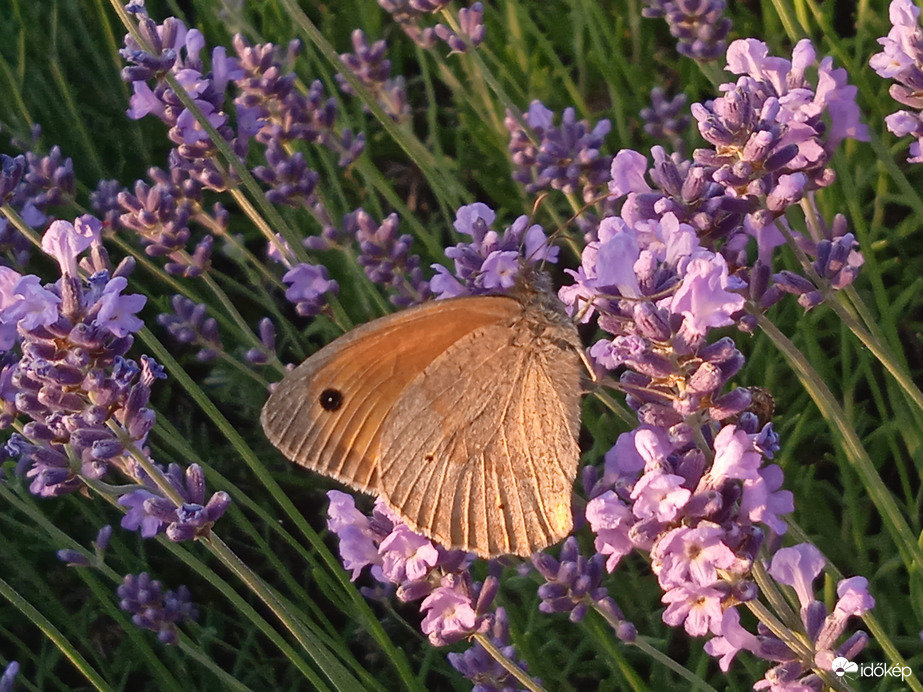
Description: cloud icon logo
832,657,858,677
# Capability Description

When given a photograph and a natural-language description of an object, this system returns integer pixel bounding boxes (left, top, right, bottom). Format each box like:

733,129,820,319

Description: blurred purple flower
157,295,223,361
341,209,432,306
870,0,923,161
641,87,690,154
336,30,409,121
642,0,732,61
434,3,486,55
118,572,197,645
0,661,18,692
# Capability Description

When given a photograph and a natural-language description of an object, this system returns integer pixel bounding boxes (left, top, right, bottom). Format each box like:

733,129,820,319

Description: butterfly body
261,269,583,558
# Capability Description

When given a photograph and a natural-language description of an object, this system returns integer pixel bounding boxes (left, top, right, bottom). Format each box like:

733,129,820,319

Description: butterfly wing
377,314,583,557
260,296,523,493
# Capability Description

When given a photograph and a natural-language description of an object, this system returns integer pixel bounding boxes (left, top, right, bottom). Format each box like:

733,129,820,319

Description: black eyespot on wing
424,452,435,462
319,388,344,411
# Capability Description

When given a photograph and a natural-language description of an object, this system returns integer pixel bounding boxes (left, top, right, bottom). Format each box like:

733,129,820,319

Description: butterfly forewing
260,296,523,493
377,312,582,558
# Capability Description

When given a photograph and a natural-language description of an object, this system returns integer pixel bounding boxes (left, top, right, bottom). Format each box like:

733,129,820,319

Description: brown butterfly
260,268,583,558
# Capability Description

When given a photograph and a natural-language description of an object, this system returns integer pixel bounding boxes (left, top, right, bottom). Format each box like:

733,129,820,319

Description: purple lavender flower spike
232,37,364,166
0,145,82,268
325,490,510,656
505,101,612,202
245,318,276,365
871,0,923,161
0,154,25,201
24,146,75,207
557,180,870,675
642,0,732,61
118,572,197,645
346,209,432,306
90,179,127,231
326,490,382,580
431,203,558,298
121,10,246,191
377,0,444,47
434,2,486,55
337,30,410,122
448,607,539,691
157,295,223,361
640,87,690,155
252,143,320,208
119,463,230,541
533,537,630,629
3,219,186,514
56,548,91,567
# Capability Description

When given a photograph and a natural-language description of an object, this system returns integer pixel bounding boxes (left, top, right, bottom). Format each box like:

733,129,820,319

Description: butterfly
261,267,584,558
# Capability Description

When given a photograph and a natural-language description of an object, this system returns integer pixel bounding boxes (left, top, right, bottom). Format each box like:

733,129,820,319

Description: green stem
0,577,114,692
755,312,923,573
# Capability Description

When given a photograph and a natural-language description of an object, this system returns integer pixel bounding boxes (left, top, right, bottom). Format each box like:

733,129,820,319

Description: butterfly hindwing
377,317,582,557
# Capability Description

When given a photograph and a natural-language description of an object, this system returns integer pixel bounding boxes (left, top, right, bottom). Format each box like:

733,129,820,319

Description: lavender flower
694,38,869,196
325,491,534,672
121,12,245,190
558,118,871,680
640,87,690,155
244,318,275,365
420,576,487,646
532,537,631,631
233,36,365,166
434,3,486,55
0,662,18,692
119,463,231,541
430,202,559,298
0,146,75,268
870,0,923,162
704,545,873,687
447,608,536,691
90,179,127,231
281,262,339,317
608,38,869,281
118,572,197,644
642,0,732,61
251,142,319,208
3,217,230,540
56,525,112,567
0,154,25,201
343,209,431,306
3,218,151,490
376,0,446,47
336,30,410,122
157,295,223,361
505,100,612,202
117,166,217,277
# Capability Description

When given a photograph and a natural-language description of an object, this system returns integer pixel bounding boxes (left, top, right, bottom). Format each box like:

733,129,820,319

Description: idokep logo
832,657,858,678
832,656,912,681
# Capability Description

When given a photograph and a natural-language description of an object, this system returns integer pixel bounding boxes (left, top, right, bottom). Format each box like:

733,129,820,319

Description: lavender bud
57,549,91,566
